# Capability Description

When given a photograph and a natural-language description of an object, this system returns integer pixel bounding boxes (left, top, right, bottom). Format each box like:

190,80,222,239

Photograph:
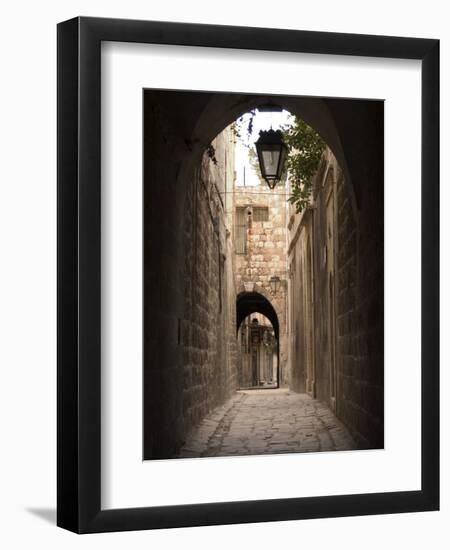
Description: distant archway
236,291,280,387
236,291,279,339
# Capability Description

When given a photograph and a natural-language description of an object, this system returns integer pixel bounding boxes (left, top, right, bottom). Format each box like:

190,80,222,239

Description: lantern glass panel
261,148,281,178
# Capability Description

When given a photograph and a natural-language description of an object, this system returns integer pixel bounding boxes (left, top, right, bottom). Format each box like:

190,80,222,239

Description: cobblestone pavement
178,389,357,458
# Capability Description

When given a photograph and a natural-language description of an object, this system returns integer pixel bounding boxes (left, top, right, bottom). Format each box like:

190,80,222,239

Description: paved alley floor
178,389,357,458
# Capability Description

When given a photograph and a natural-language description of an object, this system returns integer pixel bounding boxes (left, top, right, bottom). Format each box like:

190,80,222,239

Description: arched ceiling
144,89,383,209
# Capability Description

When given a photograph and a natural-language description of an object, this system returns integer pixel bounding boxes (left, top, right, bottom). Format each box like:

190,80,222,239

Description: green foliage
218,111,325,213
230,110,256,146
231,111,325,211
282,117,326,213
206,144,218,165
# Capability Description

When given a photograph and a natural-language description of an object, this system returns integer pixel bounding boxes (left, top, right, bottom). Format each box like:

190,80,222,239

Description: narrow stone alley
143,91,384,459
178,390,356,458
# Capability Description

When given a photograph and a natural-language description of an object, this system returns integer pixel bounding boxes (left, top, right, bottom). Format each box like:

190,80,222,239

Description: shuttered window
235,207,247,254
252,206,269,222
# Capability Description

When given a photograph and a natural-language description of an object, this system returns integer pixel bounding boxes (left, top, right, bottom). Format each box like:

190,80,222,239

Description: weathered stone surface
143,116,238,459
181,131,238,441
234,186,289,386
287,144,384,449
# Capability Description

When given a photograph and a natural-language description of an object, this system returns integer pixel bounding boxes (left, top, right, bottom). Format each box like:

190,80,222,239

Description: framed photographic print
57,16,439,533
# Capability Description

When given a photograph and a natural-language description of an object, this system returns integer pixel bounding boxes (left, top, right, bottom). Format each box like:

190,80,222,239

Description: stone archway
143,89,384,456
145,90,374,212
236,290,281,388
236,289,279,337
236,282,281,332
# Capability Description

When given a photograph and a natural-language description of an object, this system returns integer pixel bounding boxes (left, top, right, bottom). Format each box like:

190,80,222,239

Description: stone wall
288,143,384,449
234,184,288,384
181,127,238,435
143,102,237,458
143,98,186,459
336,135,384,448
287,211,312,395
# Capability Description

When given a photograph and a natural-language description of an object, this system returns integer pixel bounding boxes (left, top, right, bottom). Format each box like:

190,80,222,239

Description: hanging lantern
255,129,288,189
269,275,281,294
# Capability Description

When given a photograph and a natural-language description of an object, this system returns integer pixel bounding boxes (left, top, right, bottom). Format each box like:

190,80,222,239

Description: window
252,206,269,222
235,207,247,254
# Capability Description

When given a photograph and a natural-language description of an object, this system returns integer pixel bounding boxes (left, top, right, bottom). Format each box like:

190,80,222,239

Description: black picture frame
57,16,439,533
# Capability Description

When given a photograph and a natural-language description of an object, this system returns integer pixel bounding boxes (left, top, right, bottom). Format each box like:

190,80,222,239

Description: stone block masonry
143,101,237,459
235,185,289,384
182,136,238,435
287,139,384,449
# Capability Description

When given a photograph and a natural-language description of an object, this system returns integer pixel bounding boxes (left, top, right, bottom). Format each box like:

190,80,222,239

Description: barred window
235,207,247,254
252,206,269,222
